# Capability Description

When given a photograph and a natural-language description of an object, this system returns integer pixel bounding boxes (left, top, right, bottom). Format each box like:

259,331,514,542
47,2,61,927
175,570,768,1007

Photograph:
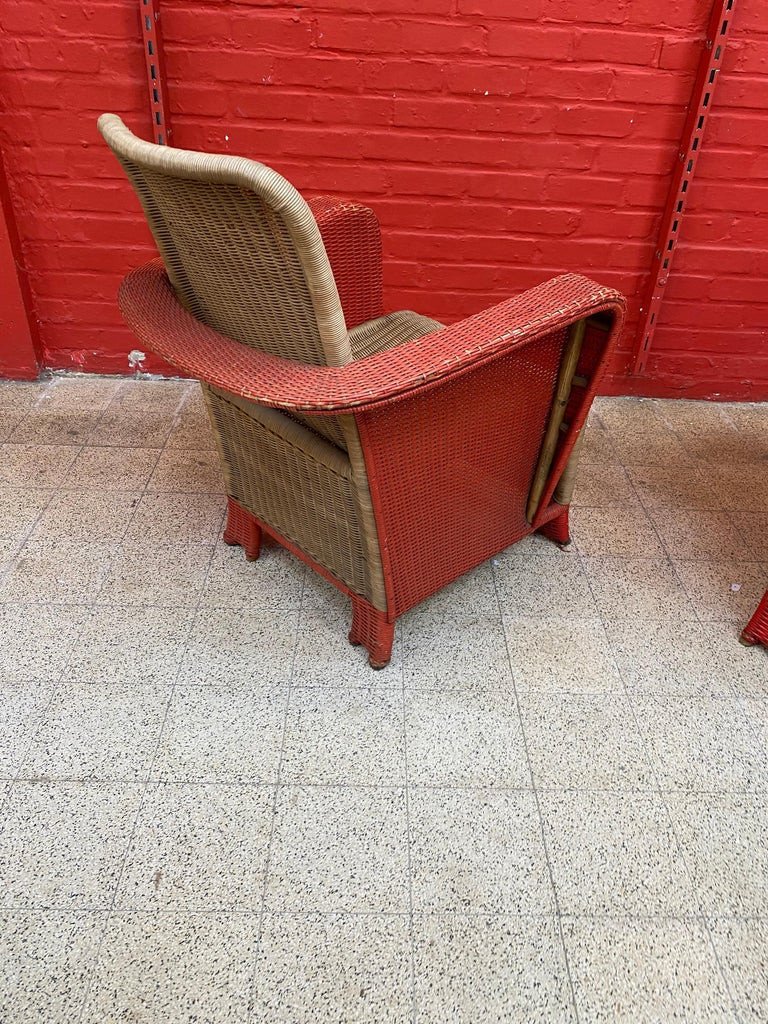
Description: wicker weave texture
742,591,768,647
308,196,385,332
204,386,371,600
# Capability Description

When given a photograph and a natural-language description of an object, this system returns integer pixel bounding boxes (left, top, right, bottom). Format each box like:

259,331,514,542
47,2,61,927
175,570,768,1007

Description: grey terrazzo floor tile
562,917,733,1024
153,683,287,783
80,911,257,1024
0,680,55,779
631,696,768,793
409,788,554,914
0,781,143,908
147,447,224,493
8,408,104,445
709,918,768,1024
520,692,655,791
282,686,405,786
666,793,768,916
582,556,697,621
572,505,665,558
65,445,160,491
413,914,575,1024
165,400,217,450
0,909,107,1024
20,682,169,782
401,612,513,692
405,689,530,788
179,606,298,686
604,425,694,467
87,406,177,448
605,618,737,697
494,544,598,618
576,420,619,465
0,539,115,605
200,539,305,609
705,462,768,512
0,488,52,542
98,543,214,606
116,783,274,911
503,615,623,694
539,791,696,915
673,558,768,623
64,604,194,684
729,510,768,560
701,622,768,697
626,463,713,510
252,913,412,1024
123,492,226,544
0,444,79,488
571,463,638,507
265,785,409,913
648,507,754,561
0,604,87,679
293,607,403,687
29,489,141,543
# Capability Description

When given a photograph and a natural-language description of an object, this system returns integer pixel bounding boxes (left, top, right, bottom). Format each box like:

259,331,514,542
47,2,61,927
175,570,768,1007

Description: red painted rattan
742,591,768,647
119,262,622,415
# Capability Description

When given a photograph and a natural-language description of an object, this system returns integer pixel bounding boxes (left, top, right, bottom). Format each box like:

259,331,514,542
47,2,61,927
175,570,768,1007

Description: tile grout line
245,550,305,1024
492,561,581,1024
582,445,746,1023
74,395,218,1024
399,641,418,1024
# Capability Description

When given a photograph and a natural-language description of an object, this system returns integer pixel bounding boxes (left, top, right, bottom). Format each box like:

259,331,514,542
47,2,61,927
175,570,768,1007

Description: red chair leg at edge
536,506,571,547
741,591,768,648
349,597,394,669
222,497,262,561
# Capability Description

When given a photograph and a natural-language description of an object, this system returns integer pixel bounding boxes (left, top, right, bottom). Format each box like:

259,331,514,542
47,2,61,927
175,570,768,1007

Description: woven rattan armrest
119,259,625,414
307,196,384,329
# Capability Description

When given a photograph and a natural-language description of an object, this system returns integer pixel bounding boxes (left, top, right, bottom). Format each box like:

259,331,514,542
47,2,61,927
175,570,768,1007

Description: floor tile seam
726,508,766,563
397,639,417,1024
6,903,767,922
7,775,766,796
491,562,581,1024
245,568,307,1022
572,543,662,798
622,459,735,625
84,474,213,1010
578,543,759,1024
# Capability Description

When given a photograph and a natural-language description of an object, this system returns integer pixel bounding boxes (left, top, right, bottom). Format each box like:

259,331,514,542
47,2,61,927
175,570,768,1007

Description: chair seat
349,310,444,361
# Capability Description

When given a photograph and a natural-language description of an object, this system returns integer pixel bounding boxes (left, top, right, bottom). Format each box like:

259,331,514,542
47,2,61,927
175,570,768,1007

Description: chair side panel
204,387,371,601
356,325,606,617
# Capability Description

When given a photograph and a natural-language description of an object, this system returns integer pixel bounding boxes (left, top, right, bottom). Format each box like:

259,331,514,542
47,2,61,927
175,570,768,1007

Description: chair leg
740,591,768,647
222,497,262,561
349,596,394,669
536,506,571,548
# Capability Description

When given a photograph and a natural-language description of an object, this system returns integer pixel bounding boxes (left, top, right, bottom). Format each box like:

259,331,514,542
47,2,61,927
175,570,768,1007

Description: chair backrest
98,114,352,370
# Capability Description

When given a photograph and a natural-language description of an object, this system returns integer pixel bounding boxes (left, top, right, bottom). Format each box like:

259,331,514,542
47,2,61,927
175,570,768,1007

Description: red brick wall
0,1,766,397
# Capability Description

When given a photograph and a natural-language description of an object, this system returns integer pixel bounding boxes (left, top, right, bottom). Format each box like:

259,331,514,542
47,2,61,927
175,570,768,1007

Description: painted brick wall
0,0,766,397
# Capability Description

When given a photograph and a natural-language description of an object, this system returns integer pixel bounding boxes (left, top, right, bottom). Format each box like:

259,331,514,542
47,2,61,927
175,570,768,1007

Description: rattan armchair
99,114,625,668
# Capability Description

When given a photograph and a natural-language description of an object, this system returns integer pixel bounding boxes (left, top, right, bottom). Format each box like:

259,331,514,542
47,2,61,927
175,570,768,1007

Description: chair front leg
349,595,394,669
536,505,572,548
223,497,262,561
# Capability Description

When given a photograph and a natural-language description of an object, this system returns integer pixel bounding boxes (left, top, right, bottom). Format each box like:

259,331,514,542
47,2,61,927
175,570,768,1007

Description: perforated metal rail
139,0,172,146
632,0,737,375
